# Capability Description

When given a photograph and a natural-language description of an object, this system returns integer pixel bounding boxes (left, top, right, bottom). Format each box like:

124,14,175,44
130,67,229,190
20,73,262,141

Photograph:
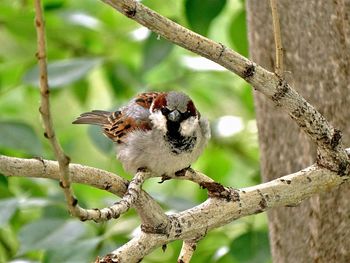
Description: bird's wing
73,92,162,143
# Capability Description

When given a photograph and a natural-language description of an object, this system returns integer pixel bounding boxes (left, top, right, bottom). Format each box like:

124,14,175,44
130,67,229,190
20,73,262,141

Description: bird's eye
161,107,170,115
186,101,196,117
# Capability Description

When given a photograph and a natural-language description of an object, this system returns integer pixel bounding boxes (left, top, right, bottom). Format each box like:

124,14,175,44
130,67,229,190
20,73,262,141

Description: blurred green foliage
0,0,270,262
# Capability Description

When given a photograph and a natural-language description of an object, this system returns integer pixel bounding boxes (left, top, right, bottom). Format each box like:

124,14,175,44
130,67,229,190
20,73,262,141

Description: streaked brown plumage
73,91,210,175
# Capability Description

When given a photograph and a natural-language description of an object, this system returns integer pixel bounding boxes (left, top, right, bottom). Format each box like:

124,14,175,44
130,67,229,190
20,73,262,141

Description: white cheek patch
150,111,167,133
180,116,198,136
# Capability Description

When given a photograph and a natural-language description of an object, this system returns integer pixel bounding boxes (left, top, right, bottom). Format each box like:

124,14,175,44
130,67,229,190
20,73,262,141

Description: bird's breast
164,133,197,154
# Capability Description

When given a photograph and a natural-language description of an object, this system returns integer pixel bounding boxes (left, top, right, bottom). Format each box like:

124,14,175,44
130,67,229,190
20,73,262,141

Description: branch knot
243,63,256,79
271,78,290,105
122,3,137,17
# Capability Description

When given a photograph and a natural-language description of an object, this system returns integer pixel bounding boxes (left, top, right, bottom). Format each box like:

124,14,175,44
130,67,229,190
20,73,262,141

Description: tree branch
101,0,349,174
270,0,284,76
178,239,199,263
96,232,168,263
97,162,349,262
72,171,153,222
1,154,349,262
34,0,80,217
159,168,214,185
0,155,168,227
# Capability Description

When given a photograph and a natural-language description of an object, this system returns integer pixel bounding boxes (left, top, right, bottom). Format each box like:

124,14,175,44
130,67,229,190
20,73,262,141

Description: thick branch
98,163,349,262
0,155,168,227
96,232,167,263
101,0,349,174
1,155,349,262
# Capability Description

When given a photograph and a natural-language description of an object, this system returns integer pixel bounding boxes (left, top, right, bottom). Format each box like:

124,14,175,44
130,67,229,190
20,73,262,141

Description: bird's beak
168,110,181,122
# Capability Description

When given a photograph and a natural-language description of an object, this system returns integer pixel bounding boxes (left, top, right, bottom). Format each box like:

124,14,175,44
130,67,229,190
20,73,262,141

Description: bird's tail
72,110,111,126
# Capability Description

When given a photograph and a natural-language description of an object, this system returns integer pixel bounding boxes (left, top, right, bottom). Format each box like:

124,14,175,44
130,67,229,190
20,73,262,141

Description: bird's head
150,91,200,137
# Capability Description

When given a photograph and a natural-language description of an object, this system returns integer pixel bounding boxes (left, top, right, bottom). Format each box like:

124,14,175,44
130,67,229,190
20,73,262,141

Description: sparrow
73,91,210,176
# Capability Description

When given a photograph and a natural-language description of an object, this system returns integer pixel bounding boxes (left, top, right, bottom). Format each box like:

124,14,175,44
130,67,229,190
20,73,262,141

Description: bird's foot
158,174,171,184
175,166,192,177
137,167,149,173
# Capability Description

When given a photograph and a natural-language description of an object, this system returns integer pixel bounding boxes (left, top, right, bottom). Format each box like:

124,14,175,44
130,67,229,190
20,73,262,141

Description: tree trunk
246,1,350,262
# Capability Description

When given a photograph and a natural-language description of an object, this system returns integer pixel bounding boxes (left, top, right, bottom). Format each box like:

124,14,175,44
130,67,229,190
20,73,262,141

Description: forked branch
1,155,347,262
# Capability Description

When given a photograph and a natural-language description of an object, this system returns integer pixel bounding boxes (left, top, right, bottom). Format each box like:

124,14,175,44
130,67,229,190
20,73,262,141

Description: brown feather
73,92,163,144
134,92,160,109
72,110,111,125
151,93,167,111
73,104,152,144
103,117,151,143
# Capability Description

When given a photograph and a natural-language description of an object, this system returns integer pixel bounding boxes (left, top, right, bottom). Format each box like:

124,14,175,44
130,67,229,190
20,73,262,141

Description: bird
73,91,211,176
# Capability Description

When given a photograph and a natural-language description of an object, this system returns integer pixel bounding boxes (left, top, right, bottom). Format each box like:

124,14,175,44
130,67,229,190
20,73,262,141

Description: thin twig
34,0,80,216
178,239,198,263
182,169,215,184
270,0,284,76
170,169,232,199
78,171,153,222
159,168,214,185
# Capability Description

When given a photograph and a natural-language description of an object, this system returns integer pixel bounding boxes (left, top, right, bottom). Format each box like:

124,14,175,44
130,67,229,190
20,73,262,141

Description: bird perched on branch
73,91,210,176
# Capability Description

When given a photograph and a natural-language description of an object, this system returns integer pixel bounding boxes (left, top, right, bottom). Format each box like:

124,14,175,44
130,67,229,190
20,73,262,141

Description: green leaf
0,175,8,187
195,145,233,183
72,79,90,105
0,182,12,199
142,32,174,72
42,203,71,219
229,231,271,263
185,0,227,36
0,121,42,155
88,125,114,155
0,226,18,261
0,198,18,227
18,219,86,254
23,57,102,88
229,9,248,56
44,237,101,263
106,63,140,99
44,0,66,11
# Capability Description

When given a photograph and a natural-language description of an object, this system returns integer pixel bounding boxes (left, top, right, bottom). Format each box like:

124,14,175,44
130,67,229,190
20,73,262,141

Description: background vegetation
0,0,270,262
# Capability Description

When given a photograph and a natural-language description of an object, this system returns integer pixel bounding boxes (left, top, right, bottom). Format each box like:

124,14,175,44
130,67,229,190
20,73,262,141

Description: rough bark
247,1,350,262
2,154,348,262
